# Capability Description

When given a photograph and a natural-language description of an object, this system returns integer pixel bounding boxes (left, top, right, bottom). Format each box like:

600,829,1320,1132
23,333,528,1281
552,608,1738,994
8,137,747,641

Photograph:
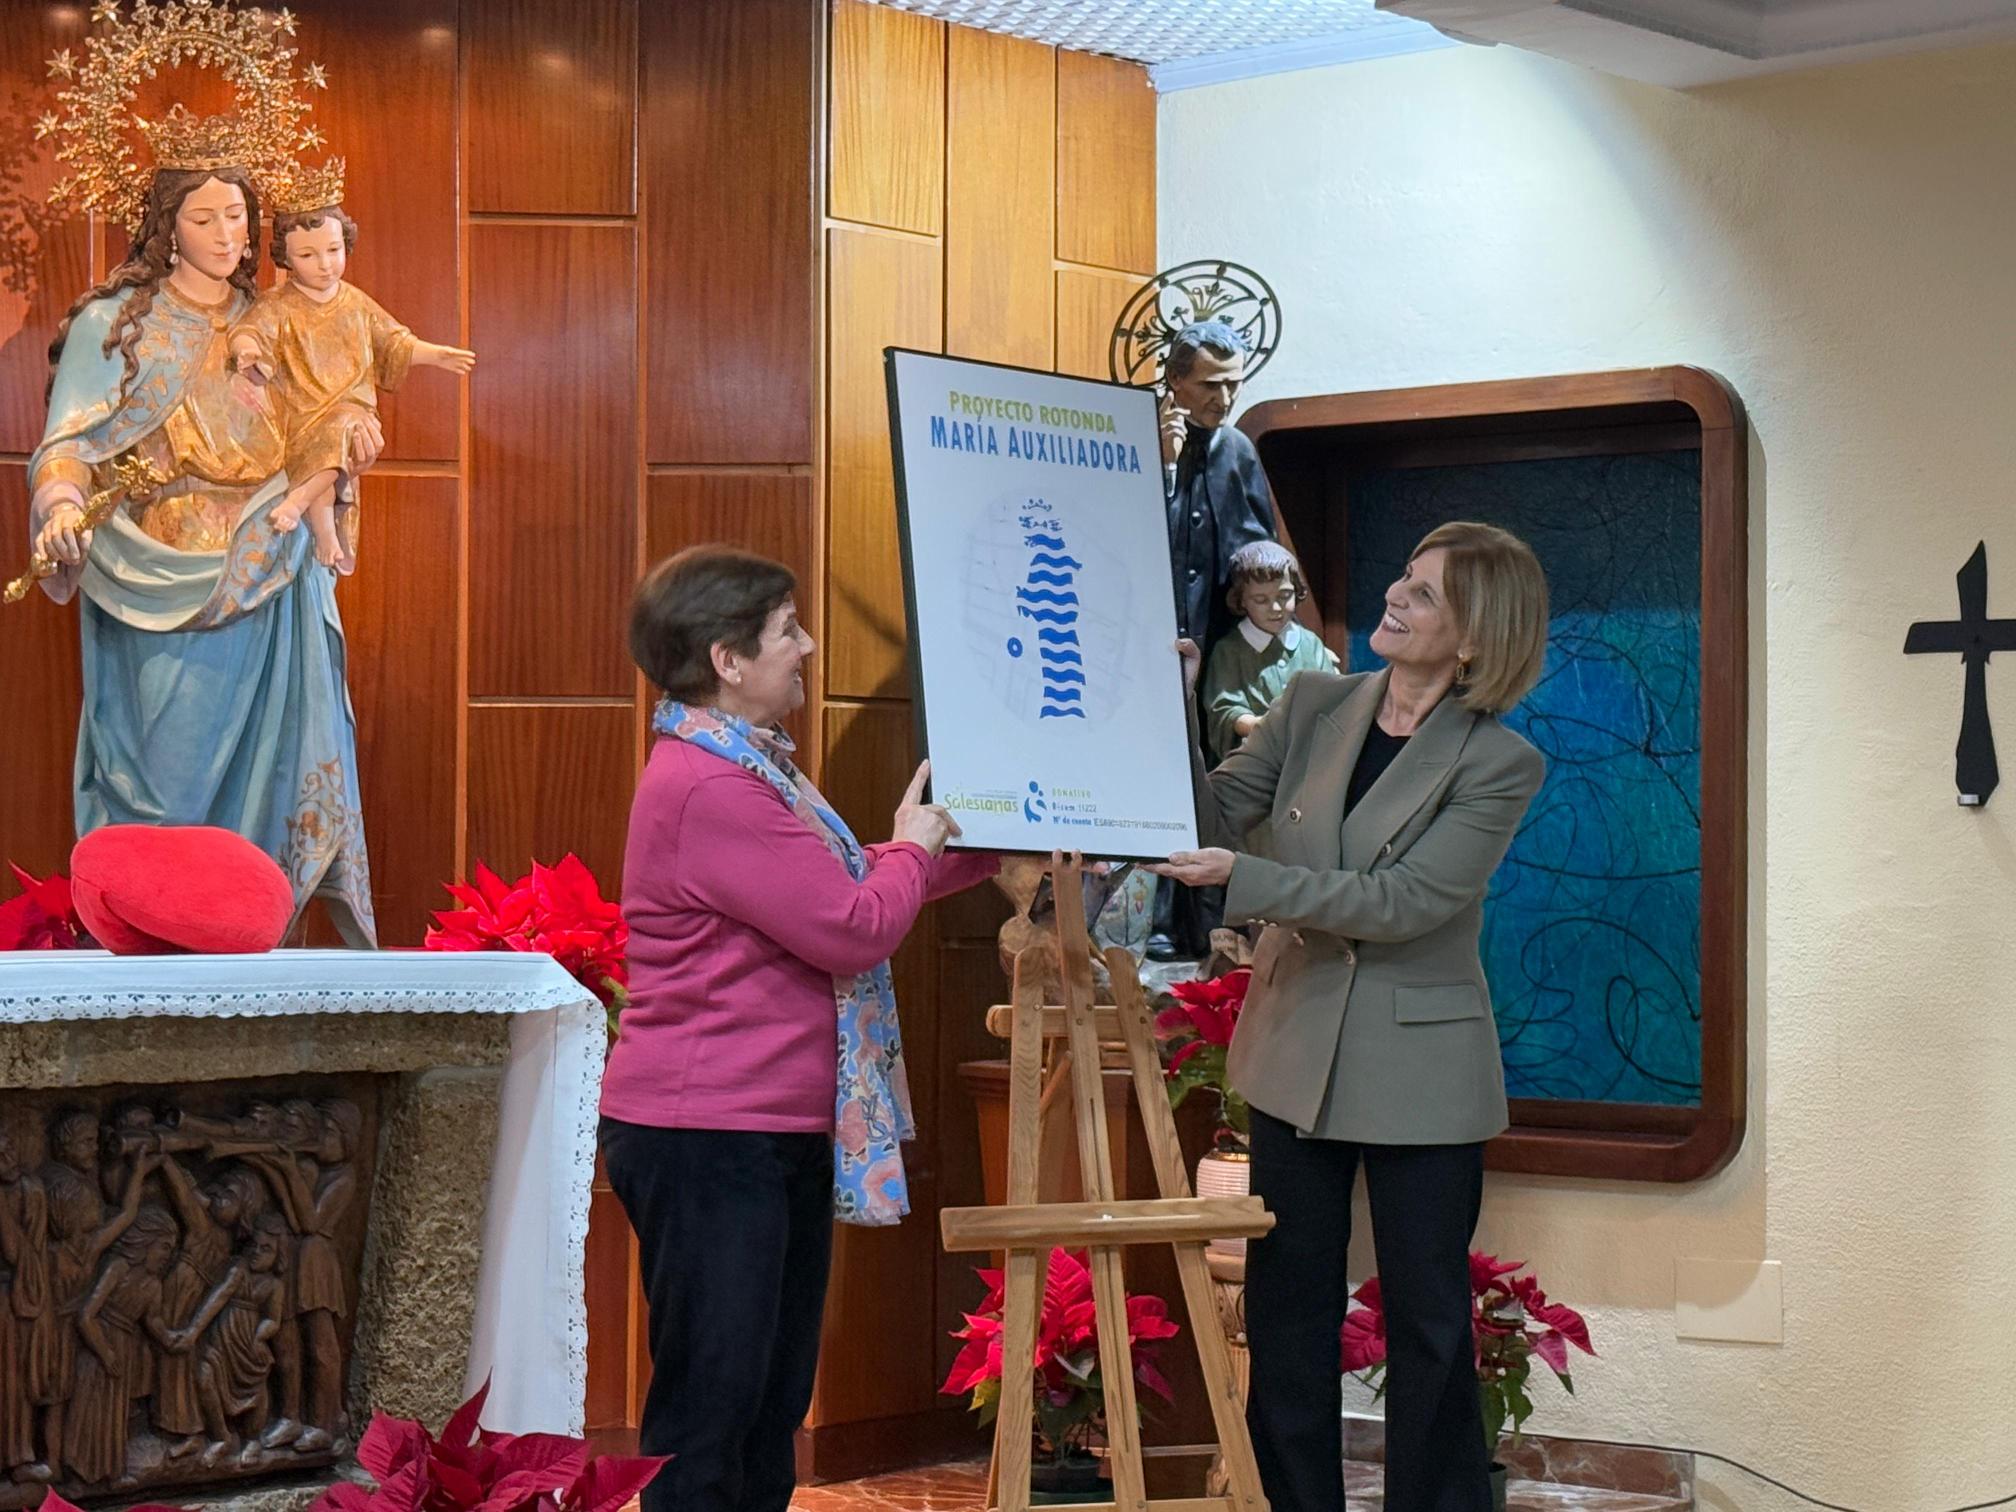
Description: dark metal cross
1904,542,2016,807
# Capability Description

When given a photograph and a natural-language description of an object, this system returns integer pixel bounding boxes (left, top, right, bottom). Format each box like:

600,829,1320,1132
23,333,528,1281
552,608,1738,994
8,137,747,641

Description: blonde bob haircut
1410,521,1549,715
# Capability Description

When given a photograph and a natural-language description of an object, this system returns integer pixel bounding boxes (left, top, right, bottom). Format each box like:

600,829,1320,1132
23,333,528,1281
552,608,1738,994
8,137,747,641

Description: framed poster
884,348,1198,859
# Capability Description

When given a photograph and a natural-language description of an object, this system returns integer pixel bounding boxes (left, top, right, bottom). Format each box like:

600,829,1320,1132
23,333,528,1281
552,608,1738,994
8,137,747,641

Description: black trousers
600,1118,834,1512
1151,875,1225,956
1245,1110,1490,1512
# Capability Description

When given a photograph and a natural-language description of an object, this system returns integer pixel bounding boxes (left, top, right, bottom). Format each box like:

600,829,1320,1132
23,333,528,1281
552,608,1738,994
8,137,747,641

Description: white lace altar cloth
0,948,605,1437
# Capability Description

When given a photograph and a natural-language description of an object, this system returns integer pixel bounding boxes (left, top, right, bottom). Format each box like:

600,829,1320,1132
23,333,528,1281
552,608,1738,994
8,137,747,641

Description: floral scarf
652,700,915,1227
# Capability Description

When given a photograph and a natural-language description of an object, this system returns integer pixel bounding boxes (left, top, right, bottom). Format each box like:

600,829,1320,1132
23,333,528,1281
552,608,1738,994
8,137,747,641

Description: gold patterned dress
38,282,287,559
229,278,414,563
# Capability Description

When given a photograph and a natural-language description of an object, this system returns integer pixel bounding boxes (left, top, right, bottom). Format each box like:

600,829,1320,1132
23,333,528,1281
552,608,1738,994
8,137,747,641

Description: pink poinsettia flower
1469,1252,1526,1293
1344,1252,1596,1450
1507,1273,1595,1356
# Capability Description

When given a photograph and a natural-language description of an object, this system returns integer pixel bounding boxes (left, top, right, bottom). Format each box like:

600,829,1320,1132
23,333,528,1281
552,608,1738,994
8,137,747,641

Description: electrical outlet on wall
1674,1258,1784,1344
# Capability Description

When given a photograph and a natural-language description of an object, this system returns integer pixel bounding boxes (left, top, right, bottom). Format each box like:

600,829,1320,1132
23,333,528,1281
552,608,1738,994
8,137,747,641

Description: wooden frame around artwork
1241,366,1748,1184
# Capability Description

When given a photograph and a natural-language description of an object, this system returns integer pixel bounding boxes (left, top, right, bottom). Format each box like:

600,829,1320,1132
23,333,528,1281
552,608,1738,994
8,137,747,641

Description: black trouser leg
1361,1142,1490,1512
1245,1109,1358,1512
735,1135,835,1512
600,1119,835,1512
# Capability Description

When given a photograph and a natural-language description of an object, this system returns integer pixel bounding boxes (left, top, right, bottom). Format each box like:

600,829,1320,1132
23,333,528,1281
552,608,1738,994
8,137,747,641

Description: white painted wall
1160,40,2016,1509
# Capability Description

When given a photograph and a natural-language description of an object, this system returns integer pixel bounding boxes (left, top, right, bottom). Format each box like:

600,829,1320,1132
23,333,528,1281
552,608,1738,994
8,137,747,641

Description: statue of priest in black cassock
1159,320,1280,660
1150,319,1279,960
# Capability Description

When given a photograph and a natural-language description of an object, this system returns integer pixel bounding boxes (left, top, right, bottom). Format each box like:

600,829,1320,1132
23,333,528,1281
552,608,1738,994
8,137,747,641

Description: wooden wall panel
469,223,637,697
811,699,943,1426
644,471,817,751
0,3,91,456
584,1159,635,1435
293,0,460,463
933,940,1010,1390
945,28,1055,367
0,461,82,875
1056,266,1143,382
332,475,459,945
465,0,637,216
643,0,815,466
829,0,945,236
809,13,1157,1474
825,226,941,700
466,703,633,890
1056,51,1156,274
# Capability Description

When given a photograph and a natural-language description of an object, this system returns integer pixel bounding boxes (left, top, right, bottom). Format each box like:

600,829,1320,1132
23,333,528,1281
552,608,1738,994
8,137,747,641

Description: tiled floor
790,1459,990,1511
783,1458,1692,1511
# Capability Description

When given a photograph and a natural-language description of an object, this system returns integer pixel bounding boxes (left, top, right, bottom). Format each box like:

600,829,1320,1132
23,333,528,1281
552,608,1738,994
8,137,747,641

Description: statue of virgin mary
27,104,377,943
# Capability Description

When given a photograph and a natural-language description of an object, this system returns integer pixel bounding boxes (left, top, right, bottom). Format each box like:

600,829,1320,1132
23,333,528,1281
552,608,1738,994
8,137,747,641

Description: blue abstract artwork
1345,451,1703,1106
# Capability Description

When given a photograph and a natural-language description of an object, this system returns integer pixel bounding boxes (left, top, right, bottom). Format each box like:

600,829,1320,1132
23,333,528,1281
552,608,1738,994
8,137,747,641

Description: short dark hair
271,204,358,270
630,546,797,703
1166,319,1249,381
1224,538,1306,607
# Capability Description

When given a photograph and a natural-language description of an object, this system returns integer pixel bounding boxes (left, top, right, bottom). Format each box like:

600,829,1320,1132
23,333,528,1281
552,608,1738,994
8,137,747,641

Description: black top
1343,721,1411,819
1165,423,1277,655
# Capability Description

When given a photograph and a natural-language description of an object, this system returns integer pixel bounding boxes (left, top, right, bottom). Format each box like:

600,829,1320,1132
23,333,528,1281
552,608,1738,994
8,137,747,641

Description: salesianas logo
1024,780,1048,822
1014,509,1087,720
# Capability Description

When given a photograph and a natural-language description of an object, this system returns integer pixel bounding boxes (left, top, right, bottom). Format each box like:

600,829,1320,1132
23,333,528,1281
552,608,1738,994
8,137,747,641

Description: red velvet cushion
70,825,295,955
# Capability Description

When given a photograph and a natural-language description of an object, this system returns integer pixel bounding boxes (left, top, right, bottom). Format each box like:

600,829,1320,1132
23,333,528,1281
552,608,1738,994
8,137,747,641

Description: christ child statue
228,200,474,572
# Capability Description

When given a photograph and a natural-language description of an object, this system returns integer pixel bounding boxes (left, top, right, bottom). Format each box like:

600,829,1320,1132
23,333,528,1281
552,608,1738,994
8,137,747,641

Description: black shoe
1145,932,1180,961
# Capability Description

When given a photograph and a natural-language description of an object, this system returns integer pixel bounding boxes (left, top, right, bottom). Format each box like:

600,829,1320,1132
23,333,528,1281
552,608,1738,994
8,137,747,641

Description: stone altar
0,950,603,1507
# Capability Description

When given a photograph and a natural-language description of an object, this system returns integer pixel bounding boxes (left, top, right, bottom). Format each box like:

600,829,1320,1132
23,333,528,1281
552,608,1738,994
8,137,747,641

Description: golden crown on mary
33,0,333,234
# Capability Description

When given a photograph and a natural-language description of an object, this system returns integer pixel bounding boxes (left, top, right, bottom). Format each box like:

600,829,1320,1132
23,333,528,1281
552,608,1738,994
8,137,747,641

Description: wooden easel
941,855,1275,1512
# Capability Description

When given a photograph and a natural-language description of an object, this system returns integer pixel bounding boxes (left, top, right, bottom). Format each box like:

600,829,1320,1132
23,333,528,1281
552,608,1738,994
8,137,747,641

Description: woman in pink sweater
600,546,996,1512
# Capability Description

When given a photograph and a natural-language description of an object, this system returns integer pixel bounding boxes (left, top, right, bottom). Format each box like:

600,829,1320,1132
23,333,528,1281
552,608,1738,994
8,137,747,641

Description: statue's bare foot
168,1434,204,1460
261,1418,301,1449
294,1426,334,1453
313,535,344,569
200,1438,238,1469
267,501,303,532
10,1463,52,1484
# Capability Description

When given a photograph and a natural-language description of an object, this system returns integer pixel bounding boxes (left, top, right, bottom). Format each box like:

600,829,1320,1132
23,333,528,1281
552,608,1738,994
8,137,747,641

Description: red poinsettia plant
0,864,90,951
35,1380,665,1512
314,1380,664,1512
942,1248,1181,1462
1152,967,1251,1151
1342,1252,1596,1456
425,856,628,1029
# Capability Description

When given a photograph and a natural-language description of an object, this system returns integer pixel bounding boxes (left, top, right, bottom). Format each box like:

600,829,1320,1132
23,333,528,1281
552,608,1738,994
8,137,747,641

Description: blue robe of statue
27,280,376,944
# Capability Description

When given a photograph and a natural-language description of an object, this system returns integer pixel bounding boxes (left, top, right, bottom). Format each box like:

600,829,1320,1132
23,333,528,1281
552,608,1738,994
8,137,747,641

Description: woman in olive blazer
1154,521,1551,1512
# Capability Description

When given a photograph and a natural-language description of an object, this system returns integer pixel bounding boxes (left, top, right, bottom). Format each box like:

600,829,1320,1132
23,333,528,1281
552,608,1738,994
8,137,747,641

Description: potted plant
942,1248,1181,1505
1152,966,1251,1255
1342,1252,1596,1512
425,854,629,1035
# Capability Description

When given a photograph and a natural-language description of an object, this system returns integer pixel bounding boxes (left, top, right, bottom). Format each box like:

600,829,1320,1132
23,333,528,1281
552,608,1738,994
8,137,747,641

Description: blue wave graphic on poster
1018,509,1088,720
